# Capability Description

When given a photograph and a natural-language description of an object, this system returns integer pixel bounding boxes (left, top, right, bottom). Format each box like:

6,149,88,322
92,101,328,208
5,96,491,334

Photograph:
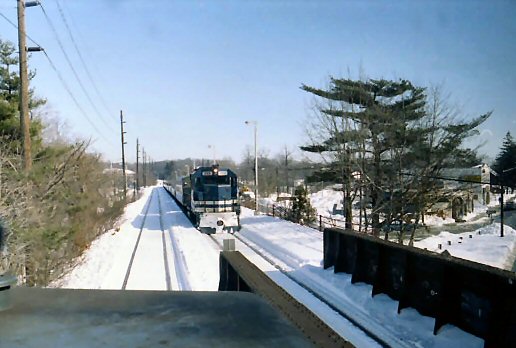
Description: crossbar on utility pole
120,110,127,200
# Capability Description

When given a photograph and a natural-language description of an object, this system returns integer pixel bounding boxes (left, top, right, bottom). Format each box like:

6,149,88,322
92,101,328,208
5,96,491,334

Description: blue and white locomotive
166,164,241,234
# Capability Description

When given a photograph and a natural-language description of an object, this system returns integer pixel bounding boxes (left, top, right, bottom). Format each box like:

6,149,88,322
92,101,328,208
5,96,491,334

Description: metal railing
243,199,363,232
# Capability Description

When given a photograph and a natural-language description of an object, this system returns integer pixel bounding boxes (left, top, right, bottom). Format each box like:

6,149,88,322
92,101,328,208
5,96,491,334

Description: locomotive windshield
202,175,231,185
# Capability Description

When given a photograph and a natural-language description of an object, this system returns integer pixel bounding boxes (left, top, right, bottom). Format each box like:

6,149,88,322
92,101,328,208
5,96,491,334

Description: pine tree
493,132,516,188
301,78,491,240
290,186,316,224
0,38,45,149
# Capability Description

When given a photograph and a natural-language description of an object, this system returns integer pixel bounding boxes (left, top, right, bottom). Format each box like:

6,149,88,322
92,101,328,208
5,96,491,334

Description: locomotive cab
189,165,241,234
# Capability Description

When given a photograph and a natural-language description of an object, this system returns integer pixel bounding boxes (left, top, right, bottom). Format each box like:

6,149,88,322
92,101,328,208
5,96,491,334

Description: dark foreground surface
0,287,313,348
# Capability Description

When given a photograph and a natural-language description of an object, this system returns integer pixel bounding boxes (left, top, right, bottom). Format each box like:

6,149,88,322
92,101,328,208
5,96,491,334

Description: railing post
319,215,322,231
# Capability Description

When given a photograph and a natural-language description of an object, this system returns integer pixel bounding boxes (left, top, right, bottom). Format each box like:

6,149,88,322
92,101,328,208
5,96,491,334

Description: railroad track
233,233,394,347
157,189,172,291
208,229,397,347
166,187,395,346
122,188,190,291
157,188,191,290
122,190,155,290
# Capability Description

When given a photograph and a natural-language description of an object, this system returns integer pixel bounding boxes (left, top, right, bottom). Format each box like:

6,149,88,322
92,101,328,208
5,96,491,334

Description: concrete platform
0,287,314,348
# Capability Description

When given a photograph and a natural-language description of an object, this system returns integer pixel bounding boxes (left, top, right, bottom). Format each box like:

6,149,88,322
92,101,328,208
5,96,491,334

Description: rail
220,232,393,347
123,188,189,291
219,250,354,348
122,190,155,290
247,199,364,232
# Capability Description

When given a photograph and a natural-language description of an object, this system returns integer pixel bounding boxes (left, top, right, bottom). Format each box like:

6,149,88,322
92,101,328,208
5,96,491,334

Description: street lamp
245,120,258,213
208,145,216,164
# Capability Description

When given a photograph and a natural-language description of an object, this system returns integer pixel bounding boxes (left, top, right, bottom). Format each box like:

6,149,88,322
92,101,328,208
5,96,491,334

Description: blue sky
0,0,514,164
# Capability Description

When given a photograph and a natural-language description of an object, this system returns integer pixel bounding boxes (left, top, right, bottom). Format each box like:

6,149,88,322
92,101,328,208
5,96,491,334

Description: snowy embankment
415,223,516,270
51,187,155,289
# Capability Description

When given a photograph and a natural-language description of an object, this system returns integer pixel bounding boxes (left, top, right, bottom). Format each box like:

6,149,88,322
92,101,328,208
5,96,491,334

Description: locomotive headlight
213,168,218,174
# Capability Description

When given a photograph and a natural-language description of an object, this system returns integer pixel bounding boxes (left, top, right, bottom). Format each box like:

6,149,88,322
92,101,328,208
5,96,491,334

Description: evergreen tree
493,132,516,188
0,38,45,150
289,185,316,224
301,77,490,240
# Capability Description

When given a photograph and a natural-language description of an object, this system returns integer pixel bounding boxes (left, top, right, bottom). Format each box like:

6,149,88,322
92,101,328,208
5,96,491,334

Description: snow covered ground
309,188,513,224
52,185,516,347
52,186,220,290
415,224,516,270
307,189,516,270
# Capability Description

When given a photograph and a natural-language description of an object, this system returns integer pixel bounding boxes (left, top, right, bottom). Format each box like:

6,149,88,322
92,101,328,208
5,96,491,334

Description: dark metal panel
398,253,444,318
372,246,407,301
322,227,516,347
351,238,380,285
334,232,357,274
323,228,337,269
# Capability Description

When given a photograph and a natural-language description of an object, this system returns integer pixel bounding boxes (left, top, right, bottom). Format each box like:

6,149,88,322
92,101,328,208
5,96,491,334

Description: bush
1,140,125,285
289,185,317,224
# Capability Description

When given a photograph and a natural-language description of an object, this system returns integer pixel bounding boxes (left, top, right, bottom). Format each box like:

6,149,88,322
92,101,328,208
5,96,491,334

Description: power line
0,10,17,27
0,9,115,147
59,1,114,104
43,50,115,146
38,2,116,132
54,0,115,119
0,10,41,47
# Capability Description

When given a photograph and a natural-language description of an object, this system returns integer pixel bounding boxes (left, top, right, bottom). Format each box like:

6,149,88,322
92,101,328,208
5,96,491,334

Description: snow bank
415,223,516,270
50,187,155,289
309,189,343,216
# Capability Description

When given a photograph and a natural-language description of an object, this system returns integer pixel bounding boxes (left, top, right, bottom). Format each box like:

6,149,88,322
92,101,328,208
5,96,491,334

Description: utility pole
136,138,139,191
500,185,504,238
142,148,146,187
119,110,127,200
245,120,258,213
17,0,42,171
